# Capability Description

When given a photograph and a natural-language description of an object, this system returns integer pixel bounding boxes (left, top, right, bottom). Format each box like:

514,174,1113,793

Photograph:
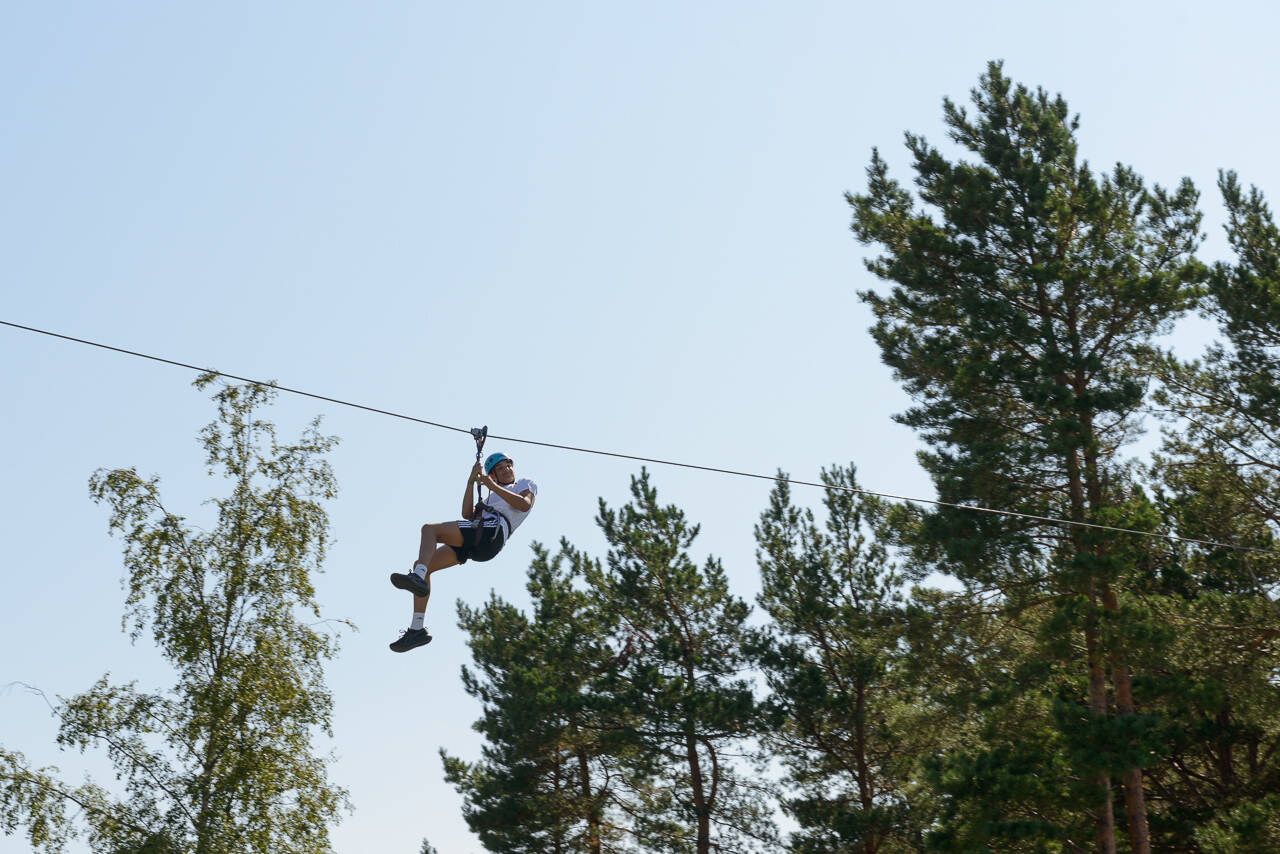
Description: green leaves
850,64,1202,526
754,464,928,852
445,543,629,854
846,61,1220,852
441,62,1280,854
1,377,349,854
449,472,774,854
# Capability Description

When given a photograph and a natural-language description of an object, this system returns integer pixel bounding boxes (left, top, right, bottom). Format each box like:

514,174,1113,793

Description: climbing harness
468,430,517,531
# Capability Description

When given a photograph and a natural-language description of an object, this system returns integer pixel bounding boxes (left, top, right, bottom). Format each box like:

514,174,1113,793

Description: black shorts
451,517,507,564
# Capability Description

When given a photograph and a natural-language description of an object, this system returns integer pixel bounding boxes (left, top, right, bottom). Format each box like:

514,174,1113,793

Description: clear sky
3,2,1279,851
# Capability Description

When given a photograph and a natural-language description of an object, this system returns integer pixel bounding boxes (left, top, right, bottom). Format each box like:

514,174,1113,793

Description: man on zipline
388,451,537,652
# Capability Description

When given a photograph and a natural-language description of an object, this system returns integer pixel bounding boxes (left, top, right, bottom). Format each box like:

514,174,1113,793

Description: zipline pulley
470,426,488,520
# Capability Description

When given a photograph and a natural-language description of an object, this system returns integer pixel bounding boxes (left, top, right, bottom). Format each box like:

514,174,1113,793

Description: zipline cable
4,318,1280,559
1,319,470,436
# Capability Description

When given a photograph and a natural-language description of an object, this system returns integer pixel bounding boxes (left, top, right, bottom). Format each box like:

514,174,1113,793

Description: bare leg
390,525,468,651
418,521,465,566
412,543,460,615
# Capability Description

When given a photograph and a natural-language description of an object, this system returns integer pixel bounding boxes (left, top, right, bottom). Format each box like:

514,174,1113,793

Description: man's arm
462,462,481,517
480,477,535,513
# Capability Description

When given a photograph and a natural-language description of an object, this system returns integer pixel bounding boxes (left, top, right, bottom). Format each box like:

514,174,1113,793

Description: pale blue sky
3,2,1279,852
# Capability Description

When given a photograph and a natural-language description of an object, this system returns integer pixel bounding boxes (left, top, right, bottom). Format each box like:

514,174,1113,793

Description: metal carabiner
470,426,489,520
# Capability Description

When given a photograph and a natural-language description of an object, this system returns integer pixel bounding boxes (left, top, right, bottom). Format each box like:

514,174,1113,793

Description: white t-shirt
482,477,537,535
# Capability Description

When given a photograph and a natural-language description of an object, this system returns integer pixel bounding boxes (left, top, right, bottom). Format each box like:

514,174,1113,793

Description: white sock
412,563,428,580
410,612,425,631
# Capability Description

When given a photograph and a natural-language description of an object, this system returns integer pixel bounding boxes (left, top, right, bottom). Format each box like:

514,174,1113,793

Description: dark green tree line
588,470,774,854
448,62,1280,854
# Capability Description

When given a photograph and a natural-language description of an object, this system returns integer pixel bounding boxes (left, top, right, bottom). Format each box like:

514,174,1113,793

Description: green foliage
847,61,1206,852
912,588,1094,853
588,469,775,854
1154,171,1280,543
1192,794,1280,854
444,542,633,854
753,465,934,852
1141,170,1280,845
848,60,1202,570
450,471,774,854
0,749,81,853
0,376,349,853
1132,463,1280,845
1209,171,1280,415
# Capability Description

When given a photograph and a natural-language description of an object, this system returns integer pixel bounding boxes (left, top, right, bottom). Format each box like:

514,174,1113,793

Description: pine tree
0,375,349,854
443,542,633,854
753,465,933,853
1154,171,1280,536
447,473,775,853
915,590,1085,853
847,62,1203,853
1140,170,1280,848
588,470,775,854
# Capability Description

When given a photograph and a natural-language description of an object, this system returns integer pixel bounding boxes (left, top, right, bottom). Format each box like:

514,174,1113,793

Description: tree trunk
1084,594,1118,854
576,744,602,854
1217,703,1236,787
1070,445,1117,854
686,728,710,854
1084,418,1151,854
1101,584,1151,854
854,672,881,854
684,652,711,854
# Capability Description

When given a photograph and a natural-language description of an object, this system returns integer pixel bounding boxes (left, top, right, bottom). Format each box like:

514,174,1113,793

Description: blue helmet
484,452,512,475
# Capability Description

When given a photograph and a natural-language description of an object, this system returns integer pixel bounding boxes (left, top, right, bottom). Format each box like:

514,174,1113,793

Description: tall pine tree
1142,170,1280,848
443,542,634,854
588,470,775,854
754,465,935,853
847,62,1203,853
447,473,775,853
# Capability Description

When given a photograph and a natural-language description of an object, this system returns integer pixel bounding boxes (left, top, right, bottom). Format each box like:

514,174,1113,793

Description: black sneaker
390,571,431,597
389,627,432,652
